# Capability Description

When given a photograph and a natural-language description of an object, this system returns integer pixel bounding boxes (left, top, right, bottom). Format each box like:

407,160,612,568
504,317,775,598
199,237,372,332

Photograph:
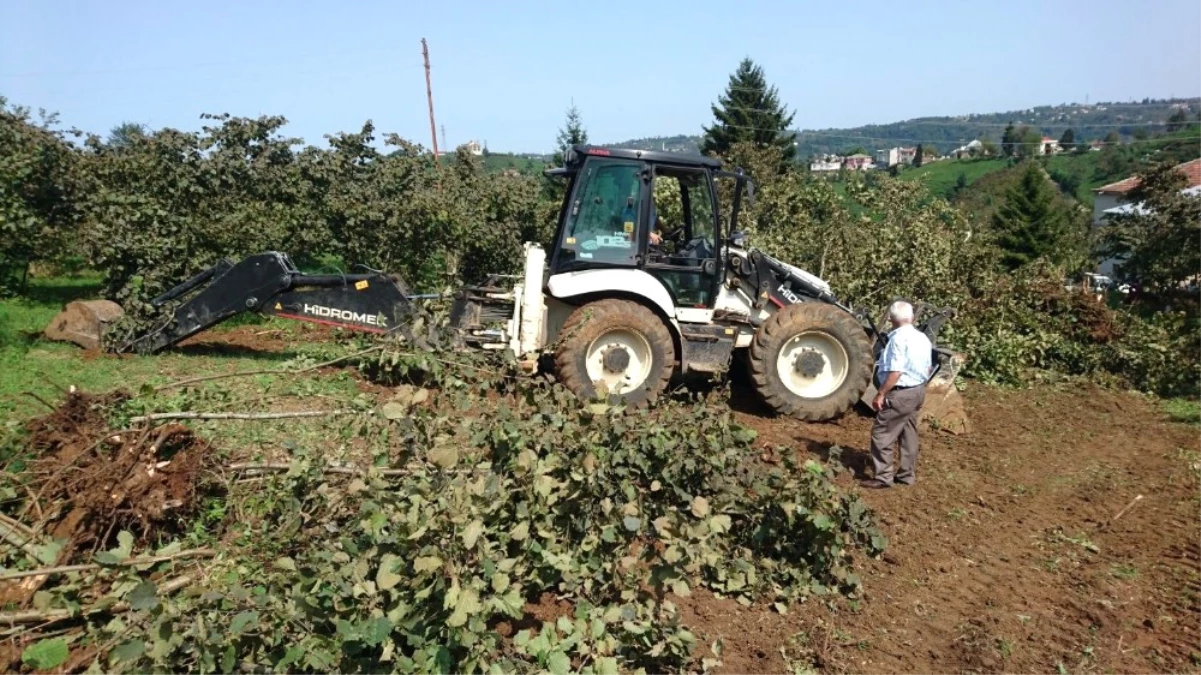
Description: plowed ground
676,383,1200,674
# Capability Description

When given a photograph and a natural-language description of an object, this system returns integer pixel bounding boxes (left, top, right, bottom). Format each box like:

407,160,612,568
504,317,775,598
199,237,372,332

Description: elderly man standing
860,300,933,489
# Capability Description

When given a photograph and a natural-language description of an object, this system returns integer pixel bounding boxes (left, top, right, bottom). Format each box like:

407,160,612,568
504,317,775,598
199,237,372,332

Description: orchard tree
552,103,587,166
991,161,1080,270
1098,159,1201,294
107,121,147,148
1015,126,1043,159
701,57,796,172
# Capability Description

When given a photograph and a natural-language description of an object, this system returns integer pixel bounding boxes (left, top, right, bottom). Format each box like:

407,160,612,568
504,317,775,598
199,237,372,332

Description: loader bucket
42,300,125,350
920,355,972,435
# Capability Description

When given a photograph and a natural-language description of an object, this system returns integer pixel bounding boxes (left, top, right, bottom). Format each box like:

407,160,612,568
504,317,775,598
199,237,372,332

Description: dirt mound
21,391,216,552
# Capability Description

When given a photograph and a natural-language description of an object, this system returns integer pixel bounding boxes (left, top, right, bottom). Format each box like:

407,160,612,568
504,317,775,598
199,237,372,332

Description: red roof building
1095,157,1201,195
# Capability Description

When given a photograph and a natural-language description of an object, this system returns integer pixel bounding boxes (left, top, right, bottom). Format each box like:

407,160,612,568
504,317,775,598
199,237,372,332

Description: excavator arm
45,252,422,354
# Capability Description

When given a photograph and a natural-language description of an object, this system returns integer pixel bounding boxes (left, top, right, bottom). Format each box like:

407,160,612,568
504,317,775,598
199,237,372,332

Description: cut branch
154,345,384,392
130,410,352,423
0,548,215,582
0,574,196,627
228,462,475,477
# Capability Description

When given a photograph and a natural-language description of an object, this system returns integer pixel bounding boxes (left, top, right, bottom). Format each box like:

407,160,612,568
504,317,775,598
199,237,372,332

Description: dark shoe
858,479,892,489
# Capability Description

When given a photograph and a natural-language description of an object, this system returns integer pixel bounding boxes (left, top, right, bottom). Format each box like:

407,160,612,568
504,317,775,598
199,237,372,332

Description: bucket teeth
42,300,125,351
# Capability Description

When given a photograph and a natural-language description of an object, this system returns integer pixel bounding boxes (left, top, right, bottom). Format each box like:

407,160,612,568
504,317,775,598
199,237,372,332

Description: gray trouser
870,384,926,485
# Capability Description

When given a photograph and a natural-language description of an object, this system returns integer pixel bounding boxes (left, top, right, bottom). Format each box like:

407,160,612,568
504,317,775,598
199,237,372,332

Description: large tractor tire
554,299,676,407
749,302,873,422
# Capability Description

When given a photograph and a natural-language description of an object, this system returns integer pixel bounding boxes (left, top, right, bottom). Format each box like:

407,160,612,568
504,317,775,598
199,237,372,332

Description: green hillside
897,157,1010,199
894,124,1201,206
612,97,1201,157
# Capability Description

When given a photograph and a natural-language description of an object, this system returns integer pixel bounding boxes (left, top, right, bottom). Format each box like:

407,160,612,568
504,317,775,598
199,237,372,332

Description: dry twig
154,345,384,392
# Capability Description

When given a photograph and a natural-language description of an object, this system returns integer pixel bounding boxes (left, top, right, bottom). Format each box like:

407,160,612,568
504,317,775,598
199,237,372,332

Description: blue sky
2,0,1199,153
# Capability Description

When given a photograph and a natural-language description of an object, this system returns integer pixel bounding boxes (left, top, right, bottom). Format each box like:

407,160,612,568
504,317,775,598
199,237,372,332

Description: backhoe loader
44,145,969,430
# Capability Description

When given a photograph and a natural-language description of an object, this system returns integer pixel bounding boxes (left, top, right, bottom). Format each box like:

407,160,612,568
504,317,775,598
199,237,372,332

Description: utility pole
441,124,448,153
422,38,439,166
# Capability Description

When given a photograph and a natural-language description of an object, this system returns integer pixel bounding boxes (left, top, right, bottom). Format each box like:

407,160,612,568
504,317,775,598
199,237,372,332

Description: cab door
550,157,649,274
643,168,721,314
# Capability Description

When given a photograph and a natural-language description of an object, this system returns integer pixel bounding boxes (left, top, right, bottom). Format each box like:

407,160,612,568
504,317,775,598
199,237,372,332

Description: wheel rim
585,328,654,396
775,330,849,399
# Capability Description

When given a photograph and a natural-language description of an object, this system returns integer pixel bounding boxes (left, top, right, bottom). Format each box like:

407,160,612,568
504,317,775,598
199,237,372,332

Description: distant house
1092,158,1201,275
1038,137,1060,155
875,147,916,168
842,154,874,171
464,140,484,156
950,139,983,158
809,155,842,172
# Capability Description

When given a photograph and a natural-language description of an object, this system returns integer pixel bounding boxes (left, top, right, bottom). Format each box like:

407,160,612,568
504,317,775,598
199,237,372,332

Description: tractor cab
545,145,751,311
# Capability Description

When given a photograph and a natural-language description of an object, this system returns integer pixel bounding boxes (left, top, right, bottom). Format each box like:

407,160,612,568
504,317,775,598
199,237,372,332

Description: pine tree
1058,128,1075,152
700,58,796,171
1001,122,1017,157
552,104,588,166
992,162,1073,269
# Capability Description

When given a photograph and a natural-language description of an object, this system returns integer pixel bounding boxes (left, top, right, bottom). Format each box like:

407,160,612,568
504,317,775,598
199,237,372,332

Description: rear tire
749,302,873,421
555,299,675,407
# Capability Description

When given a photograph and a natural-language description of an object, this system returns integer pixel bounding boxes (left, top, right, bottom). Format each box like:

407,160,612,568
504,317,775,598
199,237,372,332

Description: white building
875,146,916,168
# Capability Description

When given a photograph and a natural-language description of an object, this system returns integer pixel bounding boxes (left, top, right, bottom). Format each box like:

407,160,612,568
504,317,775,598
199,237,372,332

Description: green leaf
595,656,619,675
230,610,259,635
413,556,443,573
360,616,393,646
274,556,297,571
710,514,732,533
812,513,833,530
377,554,403,590
428,445,460,468
462,519,485,549
116,530,134,557
547,649,571,674
622,516,641,532
491,572,510,593
691,495,710,518
128,580,158,611
671,579,691,597
111,640,145,665
22,637,69,670
447,588,481,627
510,521,529,541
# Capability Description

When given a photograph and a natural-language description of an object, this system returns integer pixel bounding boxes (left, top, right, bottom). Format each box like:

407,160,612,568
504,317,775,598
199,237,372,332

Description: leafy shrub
98,360,884,674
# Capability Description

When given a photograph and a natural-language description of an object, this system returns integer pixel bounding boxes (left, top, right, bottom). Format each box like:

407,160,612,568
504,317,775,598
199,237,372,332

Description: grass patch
897,157,1010,199
0,273,356,420
1162,398,1200,425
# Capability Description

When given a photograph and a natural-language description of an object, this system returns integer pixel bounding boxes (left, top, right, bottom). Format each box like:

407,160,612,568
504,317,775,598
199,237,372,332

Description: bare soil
175,322,340,355
677,383,1201,674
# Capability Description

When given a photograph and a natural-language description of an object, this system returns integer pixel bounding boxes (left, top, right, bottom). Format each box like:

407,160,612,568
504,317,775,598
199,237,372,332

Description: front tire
749,302,873,421
554,299,675,407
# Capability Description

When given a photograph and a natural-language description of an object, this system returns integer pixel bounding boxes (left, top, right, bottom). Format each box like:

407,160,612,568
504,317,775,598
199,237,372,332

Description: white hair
888,300,914,323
